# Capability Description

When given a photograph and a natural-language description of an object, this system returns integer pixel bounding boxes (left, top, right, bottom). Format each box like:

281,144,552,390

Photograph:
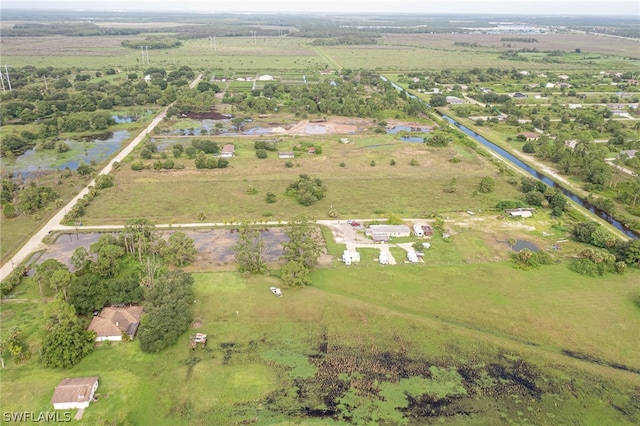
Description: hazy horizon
1,0,638,16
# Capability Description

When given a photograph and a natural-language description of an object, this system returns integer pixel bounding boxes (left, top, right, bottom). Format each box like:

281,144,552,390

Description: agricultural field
2,10,640,426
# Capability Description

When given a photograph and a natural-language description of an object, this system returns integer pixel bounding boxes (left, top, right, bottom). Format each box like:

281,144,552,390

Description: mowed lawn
81,134,520,224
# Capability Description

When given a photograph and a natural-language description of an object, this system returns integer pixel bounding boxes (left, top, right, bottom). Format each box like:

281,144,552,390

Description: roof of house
88,306,143,338
519,132,540,139
620,149,637,158
369,225,411,234
51,377,99,405
279,151,294,157
222,144,235,153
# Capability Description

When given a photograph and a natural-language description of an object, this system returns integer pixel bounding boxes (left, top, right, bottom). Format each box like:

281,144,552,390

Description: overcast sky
2,0,638,15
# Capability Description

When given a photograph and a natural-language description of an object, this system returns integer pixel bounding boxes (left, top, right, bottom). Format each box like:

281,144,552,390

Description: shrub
265,192,276,203
94,174,114,189
256,149,268,159
284,161,294,168
131,161,144,171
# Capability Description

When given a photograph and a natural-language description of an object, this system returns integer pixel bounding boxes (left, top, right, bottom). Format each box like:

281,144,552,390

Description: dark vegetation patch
561,349,640,375
182,109,232,120
244,333,551,424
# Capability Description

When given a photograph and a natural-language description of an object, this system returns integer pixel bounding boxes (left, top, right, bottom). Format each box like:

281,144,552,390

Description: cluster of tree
138,270,194,352
519,177,567,216
3,22,140,37
311,37,378,46
194,152,229,169
511,248,554,269
40,298,95,368
1,133,37,156
286,174,327,206
121,37,182,50
424,132,452,147
570,221,640,275
0,65,199,154
223,70,428,118
2,181,59,218
233,216,321,288
501,37,539,43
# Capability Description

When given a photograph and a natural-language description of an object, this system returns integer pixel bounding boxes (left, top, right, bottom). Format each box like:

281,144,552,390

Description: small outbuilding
190,333,208,349
505,208,535,218
51,377,99,410
220,144,235,158
619,149,637,159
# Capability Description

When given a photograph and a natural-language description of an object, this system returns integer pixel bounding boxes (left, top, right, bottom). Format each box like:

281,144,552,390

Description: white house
446,96,464,105
413,224,424,237
220,144,235,157
278,151,295,159
366,225,411,239
407,251,419,263
505,208,535,218
87,306,143,342
51,377,99,410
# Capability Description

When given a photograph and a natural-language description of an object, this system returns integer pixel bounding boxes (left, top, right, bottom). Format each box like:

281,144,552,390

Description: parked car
269,287,282,297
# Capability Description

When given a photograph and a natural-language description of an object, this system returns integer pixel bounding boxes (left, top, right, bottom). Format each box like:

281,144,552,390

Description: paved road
0,74,202,281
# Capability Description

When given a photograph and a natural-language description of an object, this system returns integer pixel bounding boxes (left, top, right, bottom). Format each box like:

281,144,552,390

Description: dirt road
0,74,202,280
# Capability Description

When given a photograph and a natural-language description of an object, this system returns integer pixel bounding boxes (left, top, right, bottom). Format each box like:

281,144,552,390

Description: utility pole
4,66,12,91
138,46,150,64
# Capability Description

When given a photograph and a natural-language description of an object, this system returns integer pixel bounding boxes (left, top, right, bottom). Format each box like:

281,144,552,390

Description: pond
2,130,130,179
511,239,539,252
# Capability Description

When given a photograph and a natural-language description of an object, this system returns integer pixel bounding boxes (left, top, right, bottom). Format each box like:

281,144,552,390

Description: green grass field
2,259,639,425
80,133,520,225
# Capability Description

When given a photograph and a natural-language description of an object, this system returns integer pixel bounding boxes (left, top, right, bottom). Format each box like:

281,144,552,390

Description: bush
131,161,144,171
3,203,17,218
94,174,114,189
284,161,294,168
265,192,276,203
478,176,495,193
256,149,268,159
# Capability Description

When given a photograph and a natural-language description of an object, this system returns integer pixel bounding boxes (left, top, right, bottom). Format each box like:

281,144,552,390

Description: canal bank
437,111,639,240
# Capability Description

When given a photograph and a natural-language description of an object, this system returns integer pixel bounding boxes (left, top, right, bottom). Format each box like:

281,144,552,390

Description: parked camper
407,251,419,263
379,252,389,265
413,224,424,237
